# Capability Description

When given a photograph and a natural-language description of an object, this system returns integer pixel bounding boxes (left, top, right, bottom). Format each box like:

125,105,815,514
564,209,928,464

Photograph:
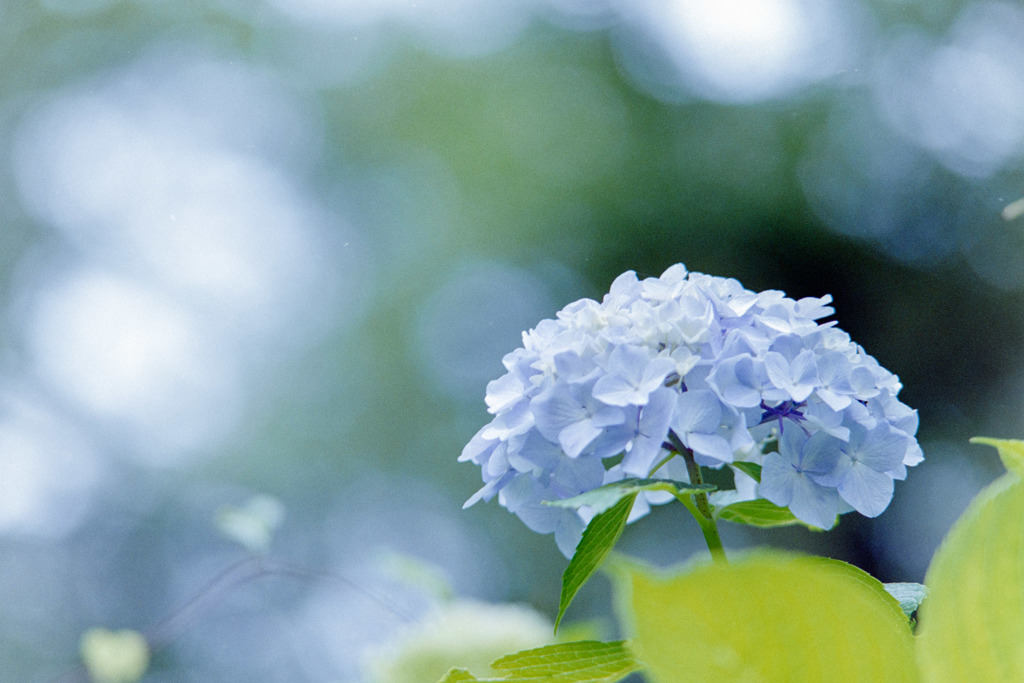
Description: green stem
677,447,727,563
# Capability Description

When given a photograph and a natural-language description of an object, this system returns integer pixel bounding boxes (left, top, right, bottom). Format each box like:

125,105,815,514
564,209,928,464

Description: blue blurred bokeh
2,0,1024,679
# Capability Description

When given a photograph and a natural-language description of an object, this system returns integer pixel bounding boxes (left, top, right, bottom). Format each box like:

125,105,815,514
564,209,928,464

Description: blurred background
2,0,1024,679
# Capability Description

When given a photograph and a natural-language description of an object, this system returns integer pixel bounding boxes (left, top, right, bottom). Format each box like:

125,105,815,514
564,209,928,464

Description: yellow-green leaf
435,641,640,683
490,640,640,682
613,552,919,683
969,436,1024,476
915,473,1024,681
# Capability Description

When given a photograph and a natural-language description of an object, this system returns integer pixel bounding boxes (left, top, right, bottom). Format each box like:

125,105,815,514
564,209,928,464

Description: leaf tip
969,436,1024,476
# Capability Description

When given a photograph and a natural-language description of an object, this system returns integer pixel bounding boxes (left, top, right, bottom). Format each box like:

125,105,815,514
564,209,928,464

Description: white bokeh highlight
875,2,1024,178
0,392,103,538
26,268,239,459
10,47,367,465
616,0,860,103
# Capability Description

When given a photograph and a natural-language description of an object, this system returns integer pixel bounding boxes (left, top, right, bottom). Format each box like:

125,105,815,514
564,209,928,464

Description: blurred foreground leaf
613,552,917,683
366,600,552,683
915,469,1024,681
215,494,285,554
79,628,150,683
437,640,640,682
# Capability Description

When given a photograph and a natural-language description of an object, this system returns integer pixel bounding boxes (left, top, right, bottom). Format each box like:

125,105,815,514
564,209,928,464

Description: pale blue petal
607,270,640,298
592,346,675,406
688,432,734,465
708,355,764,408
764,349,819,403
507,431,562,471
531,384,583,441
810,451,851,487
592,373,644,406
620,390,675,475
788,475,840,529
673,389,722,434
559,419,603,458
581,425,632,461
758,452,797,507
485,372,526,413
591,404,626,429
763,352,792,392
554,515,586,557
481,398,533,440
777,424,807,465
626,495,652,522
788,349,821,402
856,425,908,472
640,356,677,389
795,294,834,319
802,401,850,440
903,442,924,467
555,356,599,385
464,469,514,508
459,428,497,463
816,352,853,393
800,431,843,476
549,457,607,498
816,387,852,412
604,344,650,377
837,462,894,517
640,386,677,432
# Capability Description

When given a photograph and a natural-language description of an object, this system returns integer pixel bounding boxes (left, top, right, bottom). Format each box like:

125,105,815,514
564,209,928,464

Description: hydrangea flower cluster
461,264,922,555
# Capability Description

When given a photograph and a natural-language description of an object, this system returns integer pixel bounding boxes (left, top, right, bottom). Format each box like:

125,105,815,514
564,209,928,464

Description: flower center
759,400,806,433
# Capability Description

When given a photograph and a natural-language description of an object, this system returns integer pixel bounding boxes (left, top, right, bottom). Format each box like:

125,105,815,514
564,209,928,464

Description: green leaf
435,641,640,683
612,551,919,683
883,582,928,619
915,472,1024,681
730,461,762,483
715,499,804,528
491,641,641,682
555,495,636,632
969,436,1024,476
545,478,714,516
